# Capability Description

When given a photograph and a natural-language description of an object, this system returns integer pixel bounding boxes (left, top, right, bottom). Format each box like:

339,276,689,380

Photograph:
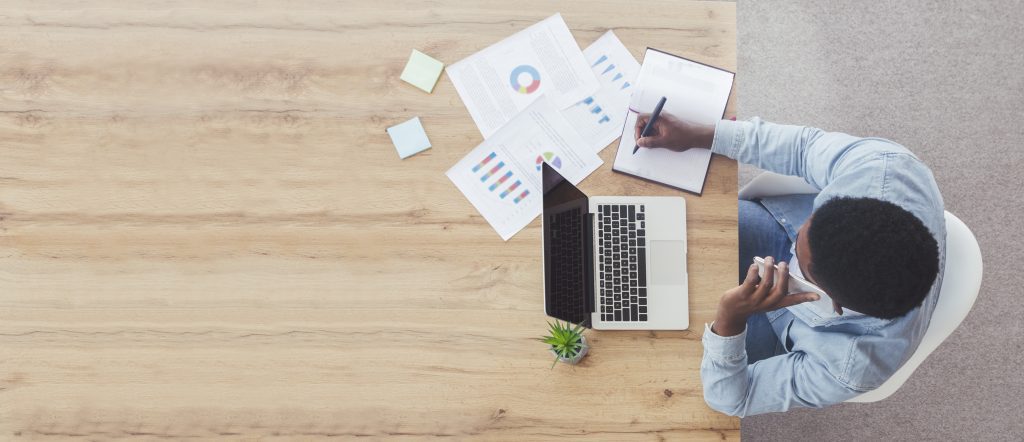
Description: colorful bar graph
479,161,505,182
513,189,530,204
472,152,497,173
500,180,522,199
488,171,513,191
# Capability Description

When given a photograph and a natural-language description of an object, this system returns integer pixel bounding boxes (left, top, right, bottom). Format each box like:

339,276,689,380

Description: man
635,114,944,416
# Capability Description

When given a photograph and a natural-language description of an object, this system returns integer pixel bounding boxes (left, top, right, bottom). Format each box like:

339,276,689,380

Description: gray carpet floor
735,1,1024,440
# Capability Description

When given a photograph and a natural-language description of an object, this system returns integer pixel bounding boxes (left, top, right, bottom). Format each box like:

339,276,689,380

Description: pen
633,96,667,154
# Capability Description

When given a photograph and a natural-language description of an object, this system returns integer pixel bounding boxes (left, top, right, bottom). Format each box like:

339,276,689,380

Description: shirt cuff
702,322,748,362
711,119,744,159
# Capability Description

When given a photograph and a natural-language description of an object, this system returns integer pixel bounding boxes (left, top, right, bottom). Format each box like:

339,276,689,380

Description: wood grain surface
0,1,738,440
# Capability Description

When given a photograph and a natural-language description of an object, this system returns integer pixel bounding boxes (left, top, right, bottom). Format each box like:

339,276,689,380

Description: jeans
738,199,794,363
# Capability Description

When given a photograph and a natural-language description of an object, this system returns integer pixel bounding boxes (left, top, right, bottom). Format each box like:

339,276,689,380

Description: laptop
541,162,689,330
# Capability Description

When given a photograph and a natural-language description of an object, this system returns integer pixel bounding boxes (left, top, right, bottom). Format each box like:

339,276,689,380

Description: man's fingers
634,114,651,141
636,136,663,148
777,292,821,308
741,263,760,288
756,256,775,296
771,261,791,296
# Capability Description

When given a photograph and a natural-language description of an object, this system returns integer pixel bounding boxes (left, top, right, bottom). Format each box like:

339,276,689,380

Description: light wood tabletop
0,1,738,440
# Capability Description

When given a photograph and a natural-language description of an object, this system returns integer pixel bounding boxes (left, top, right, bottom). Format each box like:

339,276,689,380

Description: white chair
738,171,983,403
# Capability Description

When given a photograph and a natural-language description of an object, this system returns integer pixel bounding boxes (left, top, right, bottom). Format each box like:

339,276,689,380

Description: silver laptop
541,163,689,330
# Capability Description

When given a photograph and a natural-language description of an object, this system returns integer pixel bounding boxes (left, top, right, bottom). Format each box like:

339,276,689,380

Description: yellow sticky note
400,49,444,93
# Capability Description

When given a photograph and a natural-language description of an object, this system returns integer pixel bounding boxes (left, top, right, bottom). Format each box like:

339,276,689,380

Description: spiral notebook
612,48,735,195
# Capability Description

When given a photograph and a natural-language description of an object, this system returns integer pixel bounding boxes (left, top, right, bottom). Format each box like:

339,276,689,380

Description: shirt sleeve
701,323,863,417
710,117,913,191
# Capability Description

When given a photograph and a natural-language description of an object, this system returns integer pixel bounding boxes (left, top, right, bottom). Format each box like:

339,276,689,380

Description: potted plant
540,320,589,368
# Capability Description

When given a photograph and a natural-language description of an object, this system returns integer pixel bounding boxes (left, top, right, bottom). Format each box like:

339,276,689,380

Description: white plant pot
551,335,589,365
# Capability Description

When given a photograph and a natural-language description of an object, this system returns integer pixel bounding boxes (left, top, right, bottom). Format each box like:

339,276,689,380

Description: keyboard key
631,308,638,321
640,205,645,212
629,272,637,280
629,231,636,239
615,311,622,321
641,221,645,228
629,263,637,271
637,213,645,220
629,255,637,263
639,314,647,321
628,239,636,247
637,238,646,247
637,249,647,286
630,288,637,296
613,269,620,277
614,293,621,301
640,306,647,313
638,229,645,237
605,265,612,273
629,247,636,255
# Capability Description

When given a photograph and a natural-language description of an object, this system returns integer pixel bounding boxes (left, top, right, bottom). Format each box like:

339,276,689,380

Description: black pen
633,96,667,154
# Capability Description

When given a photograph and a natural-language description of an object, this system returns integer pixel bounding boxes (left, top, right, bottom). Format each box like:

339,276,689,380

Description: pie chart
535,151,562,171
510,64,541,94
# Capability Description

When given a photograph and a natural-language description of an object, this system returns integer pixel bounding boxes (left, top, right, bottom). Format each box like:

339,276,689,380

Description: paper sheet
400,49,445,93
446,14,600,138
386,117,431,159
561,31,640,152
612,49,735,194
446,97,603,240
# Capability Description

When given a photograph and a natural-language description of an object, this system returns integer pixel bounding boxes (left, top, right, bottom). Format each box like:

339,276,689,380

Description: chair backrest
738,172,983,403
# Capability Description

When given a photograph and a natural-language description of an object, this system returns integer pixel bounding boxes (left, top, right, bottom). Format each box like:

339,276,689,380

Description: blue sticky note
386,117,431,159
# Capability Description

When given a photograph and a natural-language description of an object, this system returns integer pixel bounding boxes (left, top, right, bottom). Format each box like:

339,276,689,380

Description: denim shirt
700,118,946,417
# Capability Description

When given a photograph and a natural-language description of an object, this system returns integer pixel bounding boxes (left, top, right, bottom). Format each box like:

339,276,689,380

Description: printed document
446,14,599,138
562,31,640,152
447,97,603,240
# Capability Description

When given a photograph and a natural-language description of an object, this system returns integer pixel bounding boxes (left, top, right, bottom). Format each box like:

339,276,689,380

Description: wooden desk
0,1,737,439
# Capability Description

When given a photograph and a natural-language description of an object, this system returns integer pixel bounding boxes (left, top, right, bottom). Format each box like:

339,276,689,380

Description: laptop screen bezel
541,162,594,327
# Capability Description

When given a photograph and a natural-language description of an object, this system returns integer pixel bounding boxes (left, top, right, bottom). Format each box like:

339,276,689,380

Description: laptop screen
542,163,592,325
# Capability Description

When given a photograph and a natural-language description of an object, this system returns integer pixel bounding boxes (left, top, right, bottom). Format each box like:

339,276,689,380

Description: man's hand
634,112,715,151
712,257,820,337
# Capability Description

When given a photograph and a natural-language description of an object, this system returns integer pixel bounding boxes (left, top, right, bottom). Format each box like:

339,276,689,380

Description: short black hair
807,197,939,319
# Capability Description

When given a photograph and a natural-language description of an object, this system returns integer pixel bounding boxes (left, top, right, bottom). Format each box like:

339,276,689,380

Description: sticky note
400,49,444,93
386,117,431,159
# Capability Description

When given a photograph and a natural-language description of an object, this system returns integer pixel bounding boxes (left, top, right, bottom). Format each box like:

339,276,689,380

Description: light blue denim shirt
700,118,946,416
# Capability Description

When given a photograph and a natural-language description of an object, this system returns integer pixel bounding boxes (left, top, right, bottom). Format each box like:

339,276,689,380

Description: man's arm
701,325,864,417
699,260,857,416
710,117,914,190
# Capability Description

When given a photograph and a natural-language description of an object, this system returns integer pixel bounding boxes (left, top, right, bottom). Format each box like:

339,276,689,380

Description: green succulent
538,320,587,368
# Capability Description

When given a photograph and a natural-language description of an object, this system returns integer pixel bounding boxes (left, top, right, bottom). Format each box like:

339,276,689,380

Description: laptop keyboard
597,204,648,322
548,208,589,324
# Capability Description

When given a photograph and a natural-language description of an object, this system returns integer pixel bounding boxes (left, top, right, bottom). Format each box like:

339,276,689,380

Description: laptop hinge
584,212,595,318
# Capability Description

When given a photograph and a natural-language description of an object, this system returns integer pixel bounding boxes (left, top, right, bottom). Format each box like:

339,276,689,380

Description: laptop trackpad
650,240,687,285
